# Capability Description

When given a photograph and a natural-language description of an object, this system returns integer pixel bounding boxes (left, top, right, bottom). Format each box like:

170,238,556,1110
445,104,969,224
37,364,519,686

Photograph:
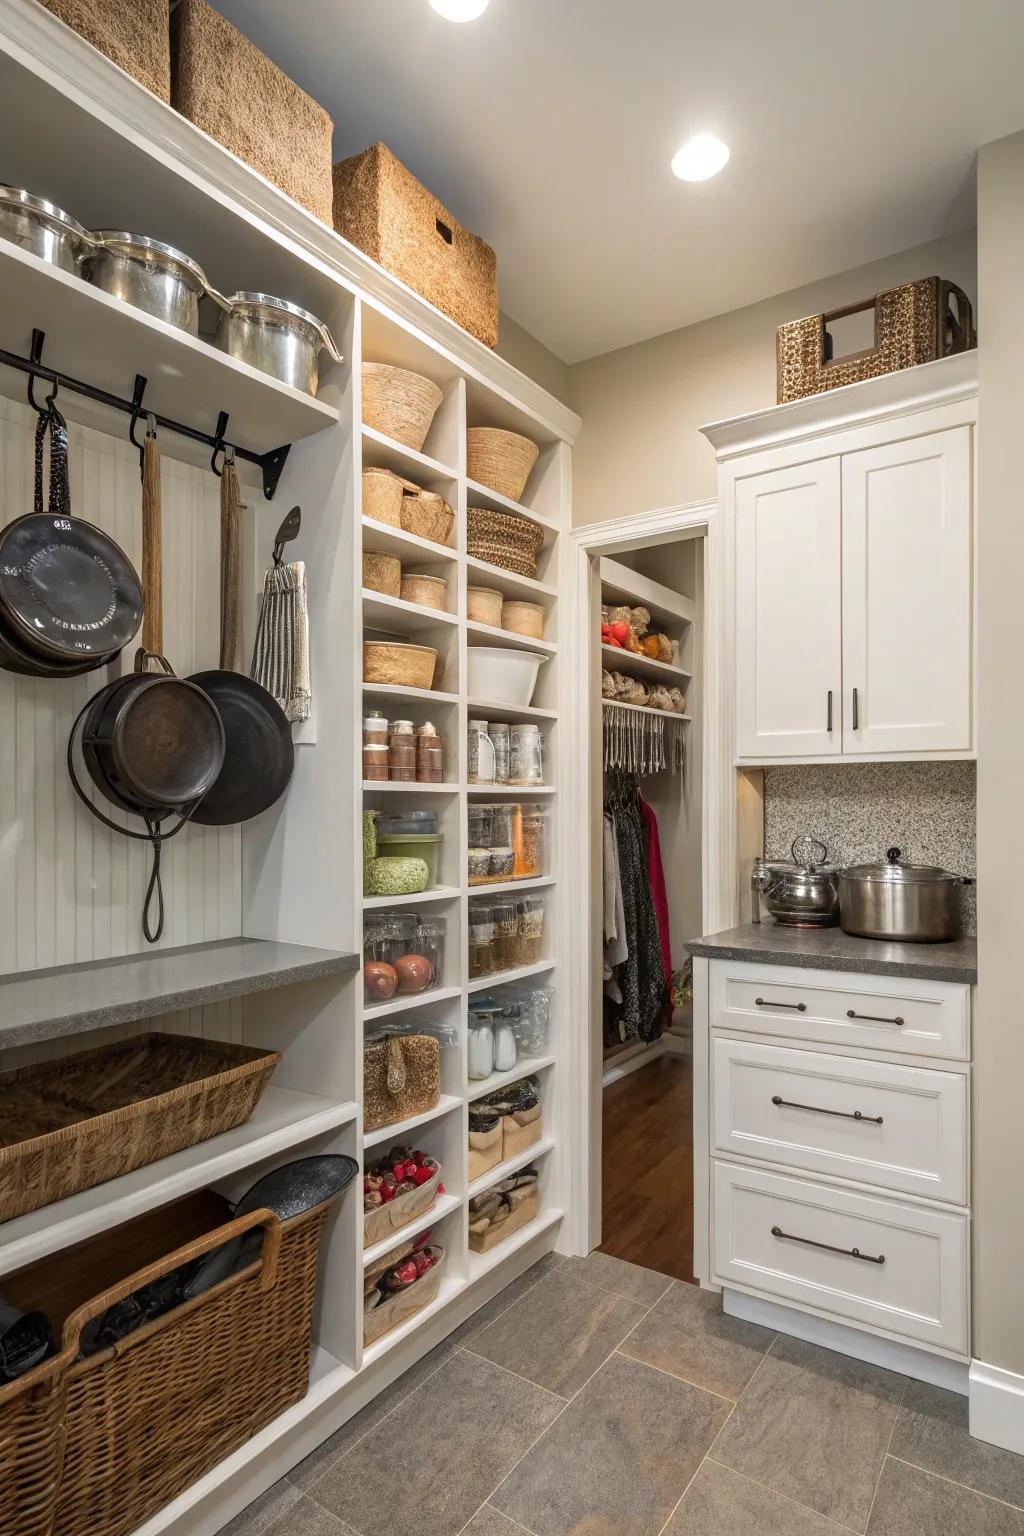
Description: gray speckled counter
0,938,360,1050
688,923,977,984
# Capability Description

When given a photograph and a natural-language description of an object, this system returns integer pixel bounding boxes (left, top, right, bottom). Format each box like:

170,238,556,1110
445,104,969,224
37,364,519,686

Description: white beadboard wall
0,395,242,976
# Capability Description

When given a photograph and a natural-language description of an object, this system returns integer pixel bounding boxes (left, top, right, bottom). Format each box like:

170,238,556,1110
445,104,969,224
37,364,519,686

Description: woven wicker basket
363,1034,440,1133
171,0,333,222
466,428,539,502
501,600,544,639
39,0,171,100
363,467,407,527
400,573,449,612
467,586,504,627
364,1246,445,1346
467,507,545,579
0,1357,66,1536
362,363,443,452
363,551,402,598
363,641,437,690
0,1034,280,1225
776,278,976,403
400,490,455,547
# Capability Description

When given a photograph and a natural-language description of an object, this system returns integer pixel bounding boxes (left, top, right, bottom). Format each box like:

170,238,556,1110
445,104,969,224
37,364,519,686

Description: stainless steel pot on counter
838,846,972,943
752,836,840,927
213,292,343,395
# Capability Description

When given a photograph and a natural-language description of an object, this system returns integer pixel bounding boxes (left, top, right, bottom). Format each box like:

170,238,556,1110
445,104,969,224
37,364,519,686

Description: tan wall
974,130,1024,1374
495,312,572,405
569,230,978,523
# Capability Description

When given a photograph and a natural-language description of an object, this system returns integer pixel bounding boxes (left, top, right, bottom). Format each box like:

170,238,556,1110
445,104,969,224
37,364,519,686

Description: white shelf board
0,235,338,456
469,1137,556,1199
362,424,458,483
363,590,458,636
467,621,557,656
467,698,557,723
0,1087,358,1278
363,885,463,910
466,960,555,994
467,875,555,897
364,683,460,707
468,1207,564,1282
362,1192,465,1268
466,555,556,600
600,557,697,626
466,784,556,797
363,985,463,1022
466,479,560,537
362,1271,467,1366
363,781,460,794
602,699,692,722
362,516,457,564
468,1055,556,1101
363,1094,464,1150
600,644,691,683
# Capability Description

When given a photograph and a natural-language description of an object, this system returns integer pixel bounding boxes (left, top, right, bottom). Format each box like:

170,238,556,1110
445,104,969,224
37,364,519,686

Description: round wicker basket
362,363,443,451
400,491,455,547
363,641,437,690
467,586,504,627
467,506,545,578
400,573,449,612
466,427,540,501
362,467,405,527
363,551,402,597
501,600,545,639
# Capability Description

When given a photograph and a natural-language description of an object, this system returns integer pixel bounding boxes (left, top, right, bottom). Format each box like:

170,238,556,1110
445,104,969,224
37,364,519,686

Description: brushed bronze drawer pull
847,1009,904,1026
755,997,807,1012
771,1225,885,1265
771,1095,883,1125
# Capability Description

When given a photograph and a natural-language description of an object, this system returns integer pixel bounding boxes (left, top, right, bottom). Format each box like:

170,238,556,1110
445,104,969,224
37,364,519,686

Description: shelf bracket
260,444,291,500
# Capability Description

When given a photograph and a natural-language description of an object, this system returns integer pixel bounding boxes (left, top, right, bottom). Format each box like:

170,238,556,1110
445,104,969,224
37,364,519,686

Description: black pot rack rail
1,328,291,498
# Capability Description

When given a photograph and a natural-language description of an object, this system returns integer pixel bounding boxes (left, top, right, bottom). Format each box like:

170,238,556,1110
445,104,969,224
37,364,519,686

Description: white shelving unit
0,6,581,1532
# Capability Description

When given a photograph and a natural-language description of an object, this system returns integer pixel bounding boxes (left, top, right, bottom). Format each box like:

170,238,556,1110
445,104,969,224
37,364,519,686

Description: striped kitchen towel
251,559,311,723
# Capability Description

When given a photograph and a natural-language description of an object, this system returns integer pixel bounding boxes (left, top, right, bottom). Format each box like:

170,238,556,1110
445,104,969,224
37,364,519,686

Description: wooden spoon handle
141,430,163,655
220,457,243,672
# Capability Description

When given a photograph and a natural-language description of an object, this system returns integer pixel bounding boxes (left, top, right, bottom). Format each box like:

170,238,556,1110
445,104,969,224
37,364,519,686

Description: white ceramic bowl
466,646,547,707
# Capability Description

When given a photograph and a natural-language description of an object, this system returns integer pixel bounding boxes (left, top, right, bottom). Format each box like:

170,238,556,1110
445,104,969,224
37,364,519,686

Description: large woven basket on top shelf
39,0,171,100
363,363,443,452
0,1033,281,1224
466,427,539,502
467,506,545,579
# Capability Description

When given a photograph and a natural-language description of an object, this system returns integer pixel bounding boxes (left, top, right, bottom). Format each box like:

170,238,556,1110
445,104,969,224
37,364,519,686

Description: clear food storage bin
512,803,548,880
376,830,443,887
468,902,497,977
516,894,546,963
363,912,445,1000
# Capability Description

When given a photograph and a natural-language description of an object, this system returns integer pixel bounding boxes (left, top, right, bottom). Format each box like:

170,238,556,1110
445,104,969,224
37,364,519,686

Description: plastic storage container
376,831,443,887
468,904,496,978
467,647,547,707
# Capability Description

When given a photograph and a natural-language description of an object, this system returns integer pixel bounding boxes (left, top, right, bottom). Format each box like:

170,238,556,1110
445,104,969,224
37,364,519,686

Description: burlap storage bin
469,1180,540,1254
468,1121,503,1182
334,143,498,348
171,0,334,223
501,1103,542,1160
363,552,402,598
39,0,171,100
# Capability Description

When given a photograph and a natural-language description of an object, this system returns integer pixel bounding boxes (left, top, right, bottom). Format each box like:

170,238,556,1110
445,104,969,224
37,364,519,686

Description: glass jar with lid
492,899,519,971
468,1010,495,1080
416,721,444,784
513,803,549,879
388,719,416,783
468,902,496,978
509,724,544,786
414,917,445,989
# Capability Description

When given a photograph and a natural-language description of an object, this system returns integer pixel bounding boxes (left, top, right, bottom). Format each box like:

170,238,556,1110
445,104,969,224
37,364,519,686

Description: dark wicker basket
467,507,545,580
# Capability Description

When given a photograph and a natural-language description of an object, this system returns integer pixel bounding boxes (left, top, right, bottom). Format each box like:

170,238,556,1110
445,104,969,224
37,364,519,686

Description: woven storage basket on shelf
400,489,455,546
0,1033,281,1225
334,144,498,348
466,427,540,502
0,1357,66,1536
362,363,443,452
363,551,402,598
776,277,976,403
363,1034,440,1133
467,507,545,579
362,641,437,690
364,1246,446,1346
467,586,504,627
39,0,170,100
362,467,407,527
171,0,334,222
501,600,545,639
400,573,449,612
364,1162,442,1248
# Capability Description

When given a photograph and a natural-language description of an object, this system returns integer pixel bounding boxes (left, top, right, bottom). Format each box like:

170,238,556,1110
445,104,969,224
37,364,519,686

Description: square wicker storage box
334,143,498,348
171,0,334,223
776,277,976,403
38,0,171,101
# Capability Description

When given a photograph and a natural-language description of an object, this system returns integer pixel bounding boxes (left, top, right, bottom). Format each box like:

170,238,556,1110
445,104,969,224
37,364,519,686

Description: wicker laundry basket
0,1033,281,1224
362,363,444,452
38,0,171,100
171,0,334,222
335,144,498,348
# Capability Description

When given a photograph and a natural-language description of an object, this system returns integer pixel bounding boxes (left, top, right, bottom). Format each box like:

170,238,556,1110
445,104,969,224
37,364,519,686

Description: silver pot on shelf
838,846,972,943
81,232,219,335
752,836,840,927
213,292,343,396
0,186,94,274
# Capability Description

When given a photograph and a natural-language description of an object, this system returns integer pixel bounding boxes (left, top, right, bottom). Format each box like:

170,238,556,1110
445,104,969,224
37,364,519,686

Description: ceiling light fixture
429,0,490,19
671,133,730,182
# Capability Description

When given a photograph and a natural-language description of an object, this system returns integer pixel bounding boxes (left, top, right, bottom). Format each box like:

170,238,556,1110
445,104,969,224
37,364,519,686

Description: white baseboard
970,1360,1024,1453
724,1288,969,1395
602,1038,665,1085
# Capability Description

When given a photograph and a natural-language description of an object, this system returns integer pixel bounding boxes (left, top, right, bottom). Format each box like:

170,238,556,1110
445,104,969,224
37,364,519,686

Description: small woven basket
363,551,402,597
363,363,443,451
467,507,545,578
466,427,539,501
363,467,406,527
362,641,437,690
400,573,449,612
501,600,545,639
400,490,455,546
467,586,504,627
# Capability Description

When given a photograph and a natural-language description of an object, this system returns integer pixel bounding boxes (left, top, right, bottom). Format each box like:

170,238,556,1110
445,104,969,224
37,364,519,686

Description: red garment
639,798,672,1020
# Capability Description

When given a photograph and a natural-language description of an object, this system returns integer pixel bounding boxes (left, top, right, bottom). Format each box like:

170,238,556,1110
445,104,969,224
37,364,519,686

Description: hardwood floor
599,1054,694,1284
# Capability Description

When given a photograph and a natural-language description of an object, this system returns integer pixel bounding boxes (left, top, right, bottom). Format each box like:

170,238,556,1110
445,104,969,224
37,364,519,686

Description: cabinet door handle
847,1009,904,1026
755,997,807,1012
771,1225,885,1265
771,1094,883,1125
827,689,833,732
852,687,859,730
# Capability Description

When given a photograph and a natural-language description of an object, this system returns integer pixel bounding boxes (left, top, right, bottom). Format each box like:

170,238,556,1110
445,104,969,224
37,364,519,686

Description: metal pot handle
204,283,231,311
316,319,344,363
792,835,828,870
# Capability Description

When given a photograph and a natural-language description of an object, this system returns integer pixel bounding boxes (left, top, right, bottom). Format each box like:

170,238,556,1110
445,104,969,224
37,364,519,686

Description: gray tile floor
220,1253,1024,1536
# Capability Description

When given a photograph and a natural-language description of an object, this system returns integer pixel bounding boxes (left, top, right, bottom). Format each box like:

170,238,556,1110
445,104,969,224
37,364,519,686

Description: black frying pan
189,453,293,826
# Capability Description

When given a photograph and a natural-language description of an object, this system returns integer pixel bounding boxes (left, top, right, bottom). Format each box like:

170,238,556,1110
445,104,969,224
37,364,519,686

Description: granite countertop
687,923,977,984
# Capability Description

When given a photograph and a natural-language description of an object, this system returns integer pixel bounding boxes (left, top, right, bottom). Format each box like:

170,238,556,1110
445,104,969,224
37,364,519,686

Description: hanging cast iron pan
188,451,294,826
0,401,142,669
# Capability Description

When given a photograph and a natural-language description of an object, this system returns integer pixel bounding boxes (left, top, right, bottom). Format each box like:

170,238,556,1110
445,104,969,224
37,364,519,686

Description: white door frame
562,499,738,1259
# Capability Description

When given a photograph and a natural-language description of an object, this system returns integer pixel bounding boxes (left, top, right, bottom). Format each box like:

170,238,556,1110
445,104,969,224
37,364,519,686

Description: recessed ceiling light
671,133,730,182
429,0,490,19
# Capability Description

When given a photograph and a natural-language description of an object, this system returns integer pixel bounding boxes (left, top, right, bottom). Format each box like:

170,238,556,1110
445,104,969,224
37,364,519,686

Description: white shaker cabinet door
841,427,973,754
735,458,842,758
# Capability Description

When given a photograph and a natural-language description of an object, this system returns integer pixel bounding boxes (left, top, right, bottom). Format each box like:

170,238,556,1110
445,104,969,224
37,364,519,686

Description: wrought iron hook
127,374,149,476
25,329,49,417
210,410,230,476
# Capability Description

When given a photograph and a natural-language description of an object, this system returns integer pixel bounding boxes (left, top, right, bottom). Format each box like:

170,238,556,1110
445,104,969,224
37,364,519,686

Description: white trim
725,1289,970,1394
969,1360,1024,1455
602,1039,666,1086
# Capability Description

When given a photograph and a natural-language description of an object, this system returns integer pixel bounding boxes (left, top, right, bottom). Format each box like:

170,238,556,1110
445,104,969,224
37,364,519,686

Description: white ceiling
215,0,1024,363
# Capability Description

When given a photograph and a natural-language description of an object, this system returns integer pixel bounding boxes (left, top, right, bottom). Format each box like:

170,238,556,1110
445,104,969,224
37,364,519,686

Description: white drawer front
712,1161,968,1355
710,959,969,1061
712,1037,968,1203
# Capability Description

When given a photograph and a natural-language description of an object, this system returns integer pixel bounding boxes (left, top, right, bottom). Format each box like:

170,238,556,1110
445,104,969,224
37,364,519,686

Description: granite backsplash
763,761,976,934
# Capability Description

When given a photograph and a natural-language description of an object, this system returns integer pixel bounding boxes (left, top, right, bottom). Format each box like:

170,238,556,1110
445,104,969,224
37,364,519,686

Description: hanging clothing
603,813,628,973
639,797,672,1023
603,774,667,1045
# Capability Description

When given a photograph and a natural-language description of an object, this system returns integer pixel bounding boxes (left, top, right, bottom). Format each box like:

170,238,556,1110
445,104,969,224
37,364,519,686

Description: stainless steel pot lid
88,231,211,292
0,186,92,241
842,846,962,883
221,291,343,357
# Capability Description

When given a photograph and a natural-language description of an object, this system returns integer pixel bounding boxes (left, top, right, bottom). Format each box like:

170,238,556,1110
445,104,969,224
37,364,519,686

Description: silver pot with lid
0,186,94,274
81,232,220,335
214,292,343,396
839,846,972,943
752,835,840,927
